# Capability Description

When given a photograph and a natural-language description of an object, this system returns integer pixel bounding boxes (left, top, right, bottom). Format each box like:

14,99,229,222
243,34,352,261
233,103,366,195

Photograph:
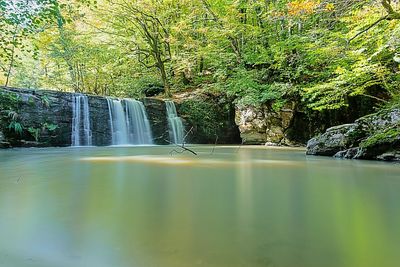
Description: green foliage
27,123,58,142
8,121,23,135
0,91,21,111
28,127,40,141
179,100,222,138
0,0,399,116
42,122,58,131
40,94,51,108
0,0,59,85
0,92,22,133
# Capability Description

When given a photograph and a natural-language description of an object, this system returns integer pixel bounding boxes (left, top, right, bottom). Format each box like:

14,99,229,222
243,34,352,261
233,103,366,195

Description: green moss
360,127,400,149
179,99,223,140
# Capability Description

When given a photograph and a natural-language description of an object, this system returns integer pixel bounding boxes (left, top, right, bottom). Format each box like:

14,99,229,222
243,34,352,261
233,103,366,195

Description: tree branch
349,0,400,42
348,15,388,43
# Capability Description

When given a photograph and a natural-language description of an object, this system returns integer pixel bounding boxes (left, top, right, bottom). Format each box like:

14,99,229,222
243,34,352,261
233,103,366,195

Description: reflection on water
0,146,400,267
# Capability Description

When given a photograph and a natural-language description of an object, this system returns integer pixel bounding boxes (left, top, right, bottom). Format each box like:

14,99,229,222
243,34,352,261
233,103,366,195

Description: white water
125,99,153,145
107,98,153,145
107,98,129,145
71,94,92,146
165,101,184,144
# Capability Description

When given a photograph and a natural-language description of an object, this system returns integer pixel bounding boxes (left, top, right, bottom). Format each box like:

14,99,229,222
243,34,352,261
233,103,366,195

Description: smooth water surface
0,146,400,267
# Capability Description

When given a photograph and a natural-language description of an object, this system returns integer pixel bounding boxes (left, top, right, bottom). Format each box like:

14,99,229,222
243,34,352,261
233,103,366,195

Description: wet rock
377,151,400,161
306,124,356,156
142,98,169,145
307,108,400,161
333,148,361,159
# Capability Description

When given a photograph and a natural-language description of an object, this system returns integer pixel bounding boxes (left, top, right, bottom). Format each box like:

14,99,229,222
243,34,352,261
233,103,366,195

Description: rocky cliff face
234,102,297,145
142,98,169,145
307,109,400,161
0,87,169,147
234,94,379,146
174,90,241,144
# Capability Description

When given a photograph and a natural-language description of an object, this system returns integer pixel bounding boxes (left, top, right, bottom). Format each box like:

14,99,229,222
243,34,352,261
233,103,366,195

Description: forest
2,2,400,267
1,0,399,112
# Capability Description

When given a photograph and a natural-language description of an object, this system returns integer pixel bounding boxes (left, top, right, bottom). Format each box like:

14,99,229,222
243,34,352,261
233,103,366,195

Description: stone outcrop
234,96,381,146
142,98,169,144
307,109,400,161
235,102,297,145
0,87,169,147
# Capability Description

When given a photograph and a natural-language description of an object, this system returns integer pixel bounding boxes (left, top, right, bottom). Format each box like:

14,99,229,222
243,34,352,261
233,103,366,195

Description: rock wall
306,108,400,161
174,91,241,144
1,86,382,150
0,87,169,147
235,102,297,145
234,94,380,146
142,98,169,144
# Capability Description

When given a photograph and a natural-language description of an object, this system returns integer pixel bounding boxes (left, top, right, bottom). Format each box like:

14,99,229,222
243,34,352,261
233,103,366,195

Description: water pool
0,146,399,267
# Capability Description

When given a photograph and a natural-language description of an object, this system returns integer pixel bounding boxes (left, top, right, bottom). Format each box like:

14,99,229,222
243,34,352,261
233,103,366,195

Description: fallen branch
165,139,198,155
210,135,219,155
166,126,197,155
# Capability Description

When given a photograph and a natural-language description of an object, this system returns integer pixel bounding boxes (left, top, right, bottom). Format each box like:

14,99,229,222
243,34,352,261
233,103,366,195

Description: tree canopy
1,0,399,111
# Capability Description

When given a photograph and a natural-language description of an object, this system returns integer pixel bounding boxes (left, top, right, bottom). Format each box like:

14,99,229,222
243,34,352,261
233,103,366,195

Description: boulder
235,102,298,145
307,108,400,161
306,123,358,156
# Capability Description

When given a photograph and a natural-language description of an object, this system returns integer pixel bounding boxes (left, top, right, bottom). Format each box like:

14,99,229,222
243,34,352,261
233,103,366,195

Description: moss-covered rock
307,109,400,161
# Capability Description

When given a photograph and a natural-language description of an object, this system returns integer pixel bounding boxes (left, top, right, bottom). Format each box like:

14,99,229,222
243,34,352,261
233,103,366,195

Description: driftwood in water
166,127,197,155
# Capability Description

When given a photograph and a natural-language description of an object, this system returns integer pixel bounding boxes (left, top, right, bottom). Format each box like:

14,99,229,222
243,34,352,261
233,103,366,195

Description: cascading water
125,99,153,144
107,98,153,145
71,94,92,146
165,100,184,144
107,98,129,145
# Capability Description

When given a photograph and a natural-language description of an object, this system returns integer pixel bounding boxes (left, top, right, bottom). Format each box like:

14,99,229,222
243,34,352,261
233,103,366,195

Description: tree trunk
5,45,15,87
4,30,17,87
159,62,170,96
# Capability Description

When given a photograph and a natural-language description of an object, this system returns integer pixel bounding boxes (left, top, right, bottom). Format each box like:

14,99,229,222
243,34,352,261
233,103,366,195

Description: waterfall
165,100,184,144
71,94,92,146
125,99,153,145
107,98,153,145
107,98,129,145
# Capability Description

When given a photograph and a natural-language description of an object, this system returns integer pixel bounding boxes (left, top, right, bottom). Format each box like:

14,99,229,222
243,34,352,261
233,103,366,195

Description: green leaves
0,0,398,118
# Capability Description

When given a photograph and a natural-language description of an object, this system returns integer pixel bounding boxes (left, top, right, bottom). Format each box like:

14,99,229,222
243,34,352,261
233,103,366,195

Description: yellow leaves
286,1,334,16
335,66,346,75
287,0,320,17
325,3,335,12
